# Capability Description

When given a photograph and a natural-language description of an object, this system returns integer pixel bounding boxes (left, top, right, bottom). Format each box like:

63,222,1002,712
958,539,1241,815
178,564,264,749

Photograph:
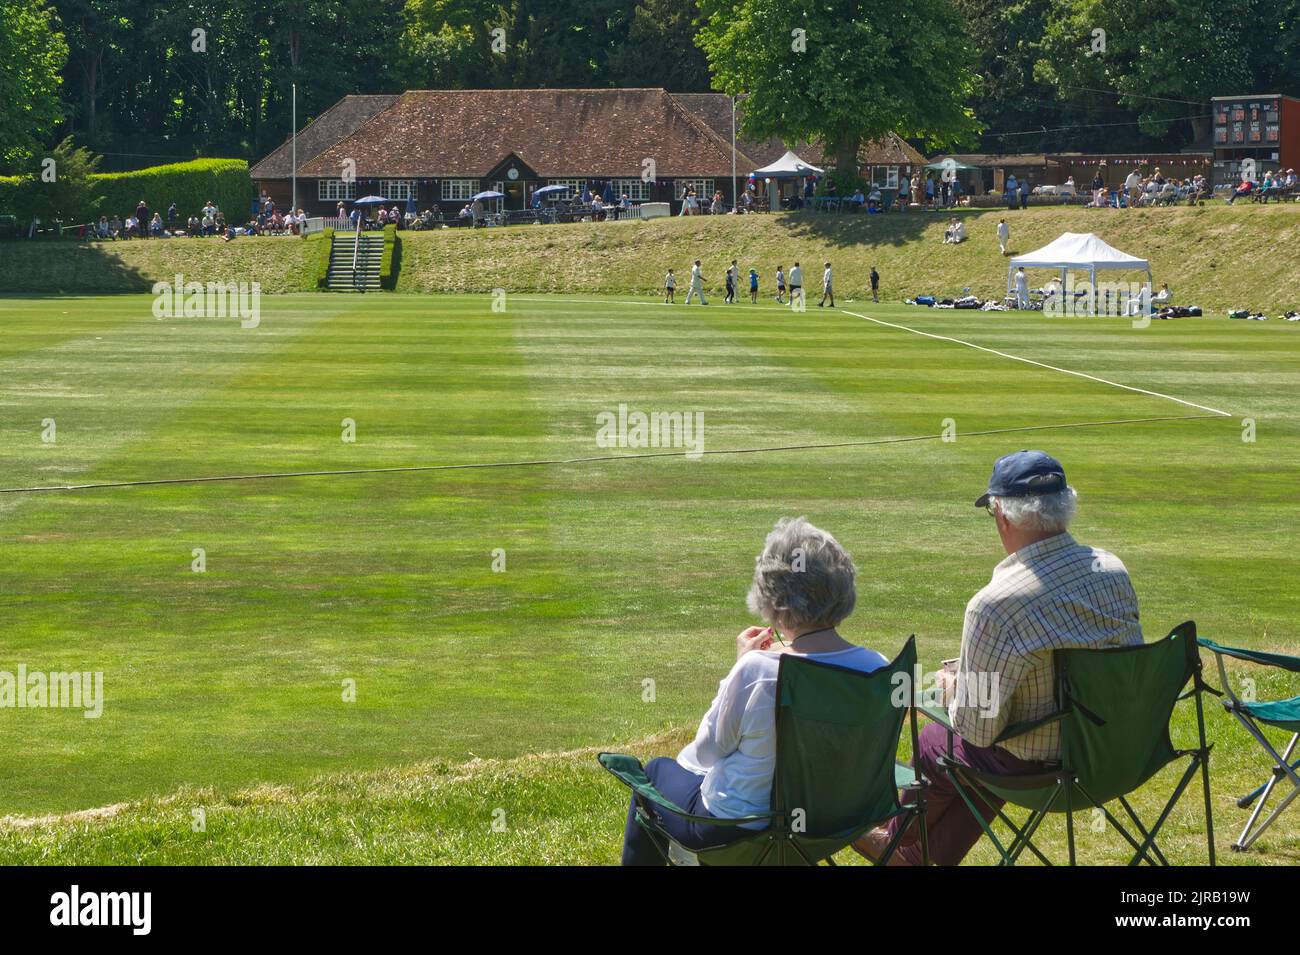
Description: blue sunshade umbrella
472,190,505,201
352,195,388,205
532,184,569,198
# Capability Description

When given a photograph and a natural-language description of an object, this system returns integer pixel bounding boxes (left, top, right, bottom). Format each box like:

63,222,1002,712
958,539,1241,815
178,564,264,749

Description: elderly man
855,450,1142,865
621,517,889,865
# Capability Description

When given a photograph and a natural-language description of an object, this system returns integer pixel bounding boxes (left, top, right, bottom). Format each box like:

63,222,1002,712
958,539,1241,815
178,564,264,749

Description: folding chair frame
1202,643,1300,852
617,699,930,867
930,624,1215,866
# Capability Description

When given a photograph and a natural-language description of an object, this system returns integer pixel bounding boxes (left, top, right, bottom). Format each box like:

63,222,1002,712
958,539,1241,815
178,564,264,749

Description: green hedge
94,158,255,222
379,224,399,290
0,159,255,225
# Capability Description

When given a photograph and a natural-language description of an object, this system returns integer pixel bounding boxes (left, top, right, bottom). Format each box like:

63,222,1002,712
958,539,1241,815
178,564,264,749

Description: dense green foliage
0,0,68,169
698,0,982,170
93,158,255,222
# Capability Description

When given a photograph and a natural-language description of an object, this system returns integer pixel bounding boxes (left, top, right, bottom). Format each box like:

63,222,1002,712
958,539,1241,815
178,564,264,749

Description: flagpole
731,95,737,212
291,83,298,213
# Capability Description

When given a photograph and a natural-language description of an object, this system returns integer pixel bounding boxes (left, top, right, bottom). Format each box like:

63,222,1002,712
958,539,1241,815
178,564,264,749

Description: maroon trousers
887,721,1051,865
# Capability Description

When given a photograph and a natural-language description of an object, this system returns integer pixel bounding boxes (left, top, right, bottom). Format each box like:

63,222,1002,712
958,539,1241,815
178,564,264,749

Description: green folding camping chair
598,636,927,865
1198,637,1300,852
928,621,1215,866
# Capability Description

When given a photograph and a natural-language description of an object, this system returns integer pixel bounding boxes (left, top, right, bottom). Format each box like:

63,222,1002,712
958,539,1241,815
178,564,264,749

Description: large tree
0,0,69,172
696,0,982,173
1034,0,1273,147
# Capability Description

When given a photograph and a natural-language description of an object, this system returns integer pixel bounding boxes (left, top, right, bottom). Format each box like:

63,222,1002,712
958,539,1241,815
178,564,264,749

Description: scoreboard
1211,94,1300,185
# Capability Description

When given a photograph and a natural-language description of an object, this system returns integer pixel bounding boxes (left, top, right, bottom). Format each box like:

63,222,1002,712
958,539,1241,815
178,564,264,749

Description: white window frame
379,179,416,201
547,179,586,197
613,179,651,201
677,179,715,200
440,179,477,201
318,178,356,201
870,166,899,189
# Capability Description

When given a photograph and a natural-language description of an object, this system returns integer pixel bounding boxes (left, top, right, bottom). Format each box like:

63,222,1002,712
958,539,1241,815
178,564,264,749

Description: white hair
990,486,1078,533
746,517,857,631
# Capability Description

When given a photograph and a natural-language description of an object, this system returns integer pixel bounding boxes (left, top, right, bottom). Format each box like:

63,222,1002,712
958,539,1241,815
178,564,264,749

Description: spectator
925,174,936,209
109,215,123,239
167,202,179,232
96,216,110,239
1227,176,1254,204
187,215,200,237
943,216,966,243
710,191,724,215
897,174,910,212
1004,174,1018,210
135,200,149,238
775,265,786,304
149,212,164,237
869,265,880,303
621,517,887,866
1091,170,1104,193
1124,168,1142,206
664,268,675,303
1018,176,1030,210
854,451,1141,867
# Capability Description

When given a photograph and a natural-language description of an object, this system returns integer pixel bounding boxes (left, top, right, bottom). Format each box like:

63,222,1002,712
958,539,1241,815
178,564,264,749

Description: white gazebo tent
752,150,824,210
1008,232,1152,315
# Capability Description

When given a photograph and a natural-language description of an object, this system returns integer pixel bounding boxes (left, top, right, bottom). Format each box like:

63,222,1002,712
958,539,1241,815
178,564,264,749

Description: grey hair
746,517,857,631
990,486,1078,533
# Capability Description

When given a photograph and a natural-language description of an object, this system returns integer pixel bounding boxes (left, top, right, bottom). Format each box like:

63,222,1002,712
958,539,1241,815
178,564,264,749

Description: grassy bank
0,233,322,294
2,204,1298,312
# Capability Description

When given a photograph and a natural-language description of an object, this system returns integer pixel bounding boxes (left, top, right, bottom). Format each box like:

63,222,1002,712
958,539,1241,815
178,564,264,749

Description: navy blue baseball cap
974,450,1067,508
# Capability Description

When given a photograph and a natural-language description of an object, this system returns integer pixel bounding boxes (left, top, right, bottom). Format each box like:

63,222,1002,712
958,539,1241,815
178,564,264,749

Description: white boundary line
516,295,1235,419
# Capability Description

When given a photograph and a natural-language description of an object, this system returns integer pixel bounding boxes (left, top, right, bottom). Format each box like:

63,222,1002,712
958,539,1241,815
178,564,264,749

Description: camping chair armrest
597,753,775,827
1198,637,1300,673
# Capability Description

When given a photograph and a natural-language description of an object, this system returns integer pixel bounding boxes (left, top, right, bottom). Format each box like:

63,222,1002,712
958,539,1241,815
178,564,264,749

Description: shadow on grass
0,237,157,294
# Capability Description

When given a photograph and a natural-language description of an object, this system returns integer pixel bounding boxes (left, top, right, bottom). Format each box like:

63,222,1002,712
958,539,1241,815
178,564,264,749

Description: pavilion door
504,182,524,209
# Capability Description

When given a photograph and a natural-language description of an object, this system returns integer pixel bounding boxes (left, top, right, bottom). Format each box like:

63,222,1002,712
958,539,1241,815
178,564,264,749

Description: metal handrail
351,216,362,290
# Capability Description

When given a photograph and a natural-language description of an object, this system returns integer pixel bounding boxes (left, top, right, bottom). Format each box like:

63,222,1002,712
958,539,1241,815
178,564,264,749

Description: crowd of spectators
89,193,309,241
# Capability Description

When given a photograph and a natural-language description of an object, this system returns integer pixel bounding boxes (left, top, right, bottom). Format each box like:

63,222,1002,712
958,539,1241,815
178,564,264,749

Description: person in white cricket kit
1014,266,1029,309
686,260,708,305
789,262,803,309
997,218,1010,255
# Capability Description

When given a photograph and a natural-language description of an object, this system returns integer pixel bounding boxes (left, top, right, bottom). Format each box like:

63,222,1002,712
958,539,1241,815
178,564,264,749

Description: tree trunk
833,135,861,177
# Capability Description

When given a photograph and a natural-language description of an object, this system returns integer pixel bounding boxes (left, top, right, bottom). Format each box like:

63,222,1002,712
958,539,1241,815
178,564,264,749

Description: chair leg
1124,758,1200,866
1232,725,1300,851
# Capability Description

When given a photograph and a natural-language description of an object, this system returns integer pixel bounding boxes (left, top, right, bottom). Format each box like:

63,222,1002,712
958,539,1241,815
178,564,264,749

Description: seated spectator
96,216,110,239
867,186,882,212
943,217,966,243
620,517,889,865
186,215,200,237
1153,282,1172,304
123,215,138,239
854,451,1142,866
150,213,165,237
1227,177,1254,204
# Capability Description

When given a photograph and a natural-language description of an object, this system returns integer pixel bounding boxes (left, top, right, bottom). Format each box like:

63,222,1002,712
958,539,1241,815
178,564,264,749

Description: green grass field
0,290,1297,864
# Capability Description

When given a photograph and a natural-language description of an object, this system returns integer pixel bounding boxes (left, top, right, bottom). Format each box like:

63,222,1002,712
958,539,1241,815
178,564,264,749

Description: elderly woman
621,517,888,865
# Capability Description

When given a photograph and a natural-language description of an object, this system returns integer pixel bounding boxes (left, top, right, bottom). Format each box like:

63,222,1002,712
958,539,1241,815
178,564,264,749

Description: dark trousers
886,721,1050,865
622,757,749,865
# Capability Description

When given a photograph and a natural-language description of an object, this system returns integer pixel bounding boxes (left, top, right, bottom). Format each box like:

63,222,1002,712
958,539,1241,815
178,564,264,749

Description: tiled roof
250,94,400,179
858,134,926,166
296,88,745,179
